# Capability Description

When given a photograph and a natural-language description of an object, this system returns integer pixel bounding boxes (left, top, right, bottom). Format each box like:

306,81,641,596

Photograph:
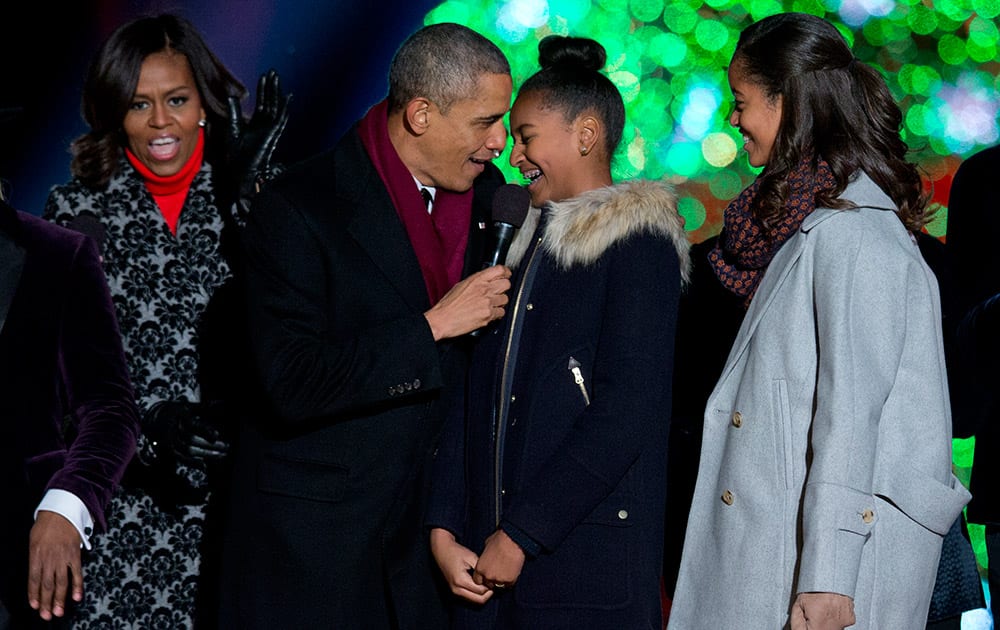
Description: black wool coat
218,124,503,629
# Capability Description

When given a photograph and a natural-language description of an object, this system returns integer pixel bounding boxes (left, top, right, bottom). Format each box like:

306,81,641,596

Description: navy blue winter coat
428,180,690,629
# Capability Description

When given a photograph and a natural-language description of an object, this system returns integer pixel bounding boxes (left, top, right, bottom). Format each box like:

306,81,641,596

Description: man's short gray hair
388,23,510,114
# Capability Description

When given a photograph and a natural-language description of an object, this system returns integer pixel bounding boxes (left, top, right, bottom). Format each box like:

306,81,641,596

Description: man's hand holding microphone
424,184,531,341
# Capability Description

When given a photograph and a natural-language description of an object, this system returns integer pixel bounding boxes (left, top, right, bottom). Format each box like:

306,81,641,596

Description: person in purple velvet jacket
0,177,139,628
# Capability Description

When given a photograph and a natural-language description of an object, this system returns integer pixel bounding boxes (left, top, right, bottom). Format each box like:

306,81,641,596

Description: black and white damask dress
45,157,231,629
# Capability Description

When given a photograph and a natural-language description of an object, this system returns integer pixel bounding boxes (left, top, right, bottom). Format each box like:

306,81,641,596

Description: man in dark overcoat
217,23,513,629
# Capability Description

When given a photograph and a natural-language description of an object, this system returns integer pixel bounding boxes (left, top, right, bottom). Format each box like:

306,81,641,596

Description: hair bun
537,35,606,72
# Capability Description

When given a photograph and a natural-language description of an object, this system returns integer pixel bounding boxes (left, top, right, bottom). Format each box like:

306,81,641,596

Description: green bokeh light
678,196,707,231
549,0,593,24
954,436,976,470
790,0,827,15
646,31,688,68
708,166,745,200
665,141,704,178
425,1,472,25
597,0,628,11
747,0,783,21
967,38,998,64
906,3,939,34
662,3,699,33
610,69,641,103
973,0,1000,18
630,0,664,22
632,78,674,140
969,16,999,47
924,204,948,238
694,19,731,52
938,34,970,66
911,65,942,97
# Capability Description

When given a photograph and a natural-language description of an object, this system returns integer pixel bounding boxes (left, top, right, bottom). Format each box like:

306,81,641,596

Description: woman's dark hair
70,13,246,188
734,12,929,231
518,35,625,159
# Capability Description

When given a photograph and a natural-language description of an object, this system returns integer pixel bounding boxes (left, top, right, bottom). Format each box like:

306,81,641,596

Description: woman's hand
221,68,291,216
430,528,493,604
472,528,525,592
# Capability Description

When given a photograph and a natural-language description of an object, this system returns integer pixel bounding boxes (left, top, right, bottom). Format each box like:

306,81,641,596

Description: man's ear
576,114,601,156
405,98,432,135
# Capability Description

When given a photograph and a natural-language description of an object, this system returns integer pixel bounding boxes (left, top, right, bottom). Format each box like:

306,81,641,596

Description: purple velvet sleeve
45,234,140,533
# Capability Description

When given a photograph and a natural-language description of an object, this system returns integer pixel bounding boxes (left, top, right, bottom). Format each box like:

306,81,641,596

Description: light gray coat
668,173,970,630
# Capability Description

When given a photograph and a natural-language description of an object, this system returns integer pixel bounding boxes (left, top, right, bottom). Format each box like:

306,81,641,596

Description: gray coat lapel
713,172,894,392
713,227,810,391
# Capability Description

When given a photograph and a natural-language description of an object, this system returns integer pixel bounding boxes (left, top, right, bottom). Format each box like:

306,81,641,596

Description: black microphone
482,184,531,269
470,184,531,338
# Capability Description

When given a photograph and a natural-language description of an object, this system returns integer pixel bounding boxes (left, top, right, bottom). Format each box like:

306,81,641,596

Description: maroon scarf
358,99,472,305
710,155,836,306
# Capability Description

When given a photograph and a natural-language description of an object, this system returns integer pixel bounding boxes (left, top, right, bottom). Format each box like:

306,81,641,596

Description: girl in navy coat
428,35,690,629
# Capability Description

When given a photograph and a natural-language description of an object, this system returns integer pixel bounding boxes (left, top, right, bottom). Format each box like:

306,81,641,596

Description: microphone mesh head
491,184,531,227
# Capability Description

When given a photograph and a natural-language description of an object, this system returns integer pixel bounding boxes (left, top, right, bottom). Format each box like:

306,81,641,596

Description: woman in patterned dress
43,14,287,629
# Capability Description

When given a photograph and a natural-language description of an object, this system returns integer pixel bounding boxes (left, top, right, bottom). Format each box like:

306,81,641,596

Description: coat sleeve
796,213,963,597
240,185,445,425
47,234,140,533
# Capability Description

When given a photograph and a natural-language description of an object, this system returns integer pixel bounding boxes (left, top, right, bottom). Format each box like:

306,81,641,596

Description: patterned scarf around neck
709,154,836,306
357,99,473,305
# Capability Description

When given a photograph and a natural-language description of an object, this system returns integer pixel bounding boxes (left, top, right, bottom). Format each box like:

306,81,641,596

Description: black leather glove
222,68,291,218
144,400,231,463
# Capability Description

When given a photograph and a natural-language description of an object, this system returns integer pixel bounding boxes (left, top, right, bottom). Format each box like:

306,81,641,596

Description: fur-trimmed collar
506,179,691,284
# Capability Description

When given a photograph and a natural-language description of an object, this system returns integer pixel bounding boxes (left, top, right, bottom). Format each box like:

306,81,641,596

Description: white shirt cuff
34,489,94,550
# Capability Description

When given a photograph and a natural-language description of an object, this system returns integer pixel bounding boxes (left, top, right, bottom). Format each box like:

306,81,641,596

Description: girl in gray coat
668,13,970,630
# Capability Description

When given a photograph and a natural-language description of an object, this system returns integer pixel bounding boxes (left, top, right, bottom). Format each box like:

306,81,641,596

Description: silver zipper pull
567,356,590,406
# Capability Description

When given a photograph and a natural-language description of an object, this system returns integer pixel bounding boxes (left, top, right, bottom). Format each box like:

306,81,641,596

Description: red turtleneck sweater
125,128,204,234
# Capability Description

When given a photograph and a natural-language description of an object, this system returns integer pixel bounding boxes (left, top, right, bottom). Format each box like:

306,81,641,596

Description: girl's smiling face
509,91,591,206
727,60,783,168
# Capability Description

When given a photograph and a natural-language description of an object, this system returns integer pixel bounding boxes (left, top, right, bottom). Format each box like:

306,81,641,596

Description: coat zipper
495,236,543,526
567,356,591,406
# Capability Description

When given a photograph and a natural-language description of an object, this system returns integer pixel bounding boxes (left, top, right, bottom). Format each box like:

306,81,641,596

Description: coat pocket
771,379,794,490
514,516,632,609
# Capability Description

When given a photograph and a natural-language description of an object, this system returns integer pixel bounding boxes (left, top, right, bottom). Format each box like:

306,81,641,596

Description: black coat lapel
348,183,432,312
337,133,432,312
